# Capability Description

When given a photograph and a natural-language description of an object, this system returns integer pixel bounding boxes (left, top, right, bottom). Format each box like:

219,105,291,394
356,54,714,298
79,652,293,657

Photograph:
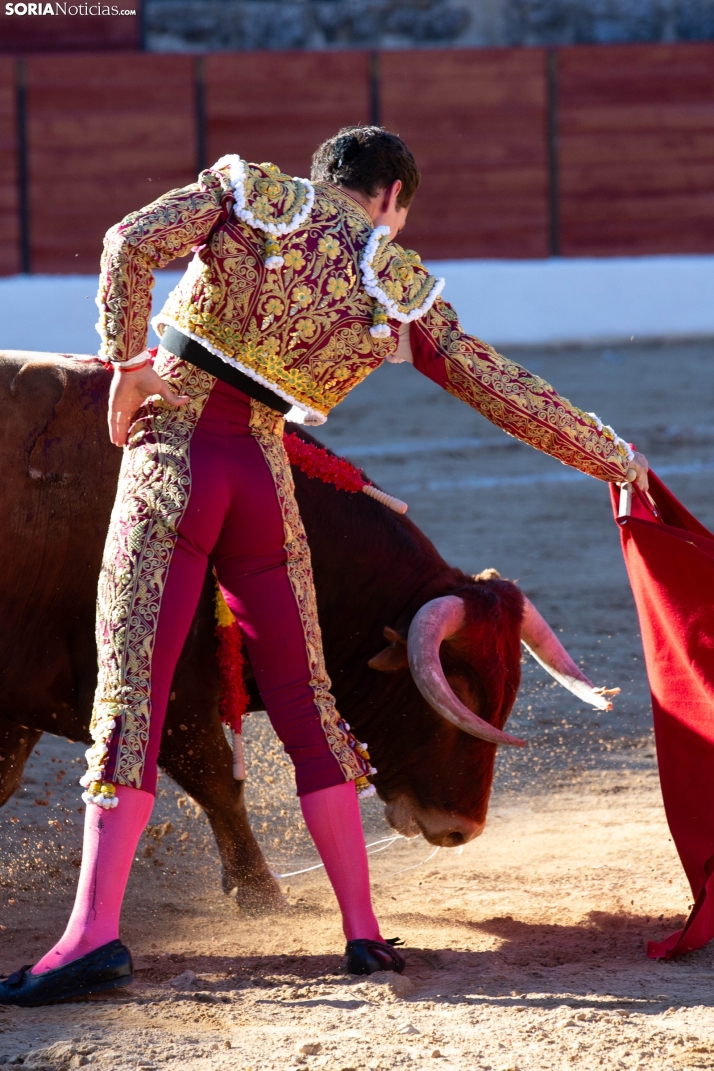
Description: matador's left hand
108,355,189,447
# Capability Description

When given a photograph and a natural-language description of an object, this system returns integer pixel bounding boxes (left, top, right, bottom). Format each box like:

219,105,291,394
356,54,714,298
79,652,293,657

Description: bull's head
368,570,618,847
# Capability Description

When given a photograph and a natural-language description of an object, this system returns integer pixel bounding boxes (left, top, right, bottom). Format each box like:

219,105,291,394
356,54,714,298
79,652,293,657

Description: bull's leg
0,718,42,806
158,722,285,912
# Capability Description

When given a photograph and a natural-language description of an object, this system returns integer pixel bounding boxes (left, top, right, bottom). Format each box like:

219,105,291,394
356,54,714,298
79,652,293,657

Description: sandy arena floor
1,338,713,1070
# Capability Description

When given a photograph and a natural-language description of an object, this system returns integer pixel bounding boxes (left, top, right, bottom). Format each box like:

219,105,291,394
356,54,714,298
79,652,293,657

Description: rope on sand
274,835,403,879
388,845,440,875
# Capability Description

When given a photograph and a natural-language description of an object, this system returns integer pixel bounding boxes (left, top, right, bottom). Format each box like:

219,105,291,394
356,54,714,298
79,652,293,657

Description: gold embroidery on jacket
97,169,233,364
97,173,397,417
367,231,441,317
247,399,370,784
414,298,630,483
245,162,311,230
91,354,215,788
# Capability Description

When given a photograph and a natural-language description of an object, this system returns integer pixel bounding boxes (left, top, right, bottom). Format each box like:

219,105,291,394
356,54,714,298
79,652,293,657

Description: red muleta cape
612,473,714,958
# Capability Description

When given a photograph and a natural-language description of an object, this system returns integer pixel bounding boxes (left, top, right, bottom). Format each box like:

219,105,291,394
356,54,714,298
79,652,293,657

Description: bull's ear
368,626,408,671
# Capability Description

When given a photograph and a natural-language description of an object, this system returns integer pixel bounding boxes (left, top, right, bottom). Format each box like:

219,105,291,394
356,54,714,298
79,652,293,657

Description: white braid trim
152,317,327,426
587,412,635,461
211,154,315,238
360,225,446,324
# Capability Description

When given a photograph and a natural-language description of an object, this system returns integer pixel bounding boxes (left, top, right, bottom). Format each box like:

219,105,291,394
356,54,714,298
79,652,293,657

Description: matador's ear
368,626,409,672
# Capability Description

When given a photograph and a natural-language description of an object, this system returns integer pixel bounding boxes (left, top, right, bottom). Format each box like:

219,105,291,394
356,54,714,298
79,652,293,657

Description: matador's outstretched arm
410,297,632,484
96,168,232,364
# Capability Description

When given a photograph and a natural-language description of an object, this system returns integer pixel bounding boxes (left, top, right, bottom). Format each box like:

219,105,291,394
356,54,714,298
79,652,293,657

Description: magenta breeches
102,380,348,797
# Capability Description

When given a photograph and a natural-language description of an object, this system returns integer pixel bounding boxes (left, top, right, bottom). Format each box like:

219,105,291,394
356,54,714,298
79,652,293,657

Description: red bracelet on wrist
116,358,150,374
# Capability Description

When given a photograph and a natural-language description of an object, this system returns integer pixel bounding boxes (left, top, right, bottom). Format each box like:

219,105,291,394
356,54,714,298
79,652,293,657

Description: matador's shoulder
209,155,314,238
359,228,445,331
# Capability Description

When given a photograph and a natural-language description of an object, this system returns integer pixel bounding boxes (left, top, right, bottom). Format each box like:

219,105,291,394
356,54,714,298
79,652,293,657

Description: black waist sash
159,325,291,416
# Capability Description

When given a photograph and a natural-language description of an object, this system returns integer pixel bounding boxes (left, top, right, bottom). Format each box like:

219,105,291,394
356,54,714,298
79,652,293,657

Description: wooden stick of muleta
232,731,246,781
362,484,408,514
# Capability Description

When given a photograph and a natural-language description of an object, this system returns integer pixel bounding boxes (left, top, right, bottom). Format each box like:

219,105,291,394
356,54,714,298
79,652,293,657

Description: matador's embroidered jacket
96,154,632,482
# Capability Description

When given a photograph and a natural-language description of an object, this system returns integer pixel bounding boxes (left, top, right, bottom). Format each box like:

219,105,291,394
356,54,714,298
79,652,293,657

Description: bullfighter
0,125,648,1005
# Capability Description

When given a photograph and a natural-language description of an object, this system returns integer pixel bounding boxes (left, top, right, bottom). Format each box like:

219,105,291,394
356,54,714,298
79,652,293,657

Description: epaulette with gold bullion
212,155,315,267
359,225,445,337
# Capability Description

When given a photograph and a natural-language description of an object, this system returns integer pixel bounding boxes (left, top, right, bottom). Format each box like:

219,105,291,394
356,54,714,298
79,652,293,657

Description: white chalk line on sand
393,459,714,495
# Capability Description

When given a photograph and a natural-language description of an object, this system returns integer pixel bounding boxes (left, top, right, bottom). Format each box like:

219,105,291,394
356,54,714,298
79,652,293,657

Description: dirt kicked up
1,339,714,1069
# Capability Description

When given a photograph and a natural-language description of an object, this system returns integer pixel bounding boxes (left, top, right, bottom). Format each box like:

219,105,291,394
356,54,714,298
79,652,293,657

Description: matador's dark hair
310,125,420,209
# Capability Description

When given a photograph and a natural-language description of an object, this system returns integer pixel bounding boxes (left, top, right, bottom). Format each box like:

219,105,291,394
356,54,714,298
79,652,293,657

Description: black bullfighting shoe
344,937,406,975
0,940,133,1006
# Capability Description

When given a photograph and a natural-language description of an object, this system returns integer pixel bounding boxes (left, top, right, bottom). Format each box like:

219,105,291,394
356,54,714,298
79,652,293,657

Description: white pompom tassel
369,323,391,338
82,791,119,809
265,256,284,270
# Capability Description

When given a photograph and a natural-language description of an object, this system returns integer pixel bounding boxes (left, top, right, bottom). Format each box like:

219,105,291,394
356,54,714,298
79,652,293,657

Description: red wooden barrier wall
0,59,19,277
558,43,714,256
380,48,550,260
4,44,714,275
25,53,195,273
205,51,371,180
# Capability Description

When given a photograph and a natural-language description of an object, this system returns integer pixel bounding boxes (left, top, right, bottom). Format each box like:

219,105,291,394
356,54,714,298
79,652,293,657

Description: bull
0,351,613,909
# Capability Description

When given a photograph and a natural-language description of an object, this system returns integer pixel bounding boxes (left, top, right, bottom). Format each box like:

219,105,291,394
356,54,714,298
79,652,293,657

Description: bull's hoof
344,937,406,975
0,941,132,1006
223,870,286,914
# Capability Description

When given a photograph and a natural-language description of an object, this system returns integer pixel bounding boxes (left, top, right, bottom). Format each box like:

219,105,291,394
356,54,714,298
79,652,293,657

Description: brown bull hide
0,353,281,912
0,351,526,876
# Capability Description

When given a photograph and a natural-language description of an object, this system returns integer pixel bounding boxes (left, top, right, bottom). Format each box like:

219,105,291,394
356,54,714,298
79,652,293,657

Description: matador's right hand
623,450,649,493
108,354,189,447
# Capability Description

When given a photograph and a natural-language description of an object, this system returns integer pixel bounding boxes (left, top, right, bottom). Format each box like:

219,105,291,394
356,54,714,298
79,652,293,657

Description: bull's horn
407,595,526,748
520,597,619,711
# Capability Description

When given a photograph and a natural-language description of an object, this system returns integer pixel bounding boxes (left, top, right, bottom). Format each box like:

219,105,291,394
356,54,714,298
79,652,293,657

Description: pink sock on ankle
300,780,381,942
32,784,154,975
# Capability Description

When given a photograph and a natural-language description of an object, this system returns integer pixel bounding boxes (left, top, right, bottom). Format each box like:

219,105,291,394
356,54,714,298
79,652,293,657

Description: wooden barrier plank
205,51,371,179
26,54,196,274
380,48,550,260
559,43,714,256
0,59,20,277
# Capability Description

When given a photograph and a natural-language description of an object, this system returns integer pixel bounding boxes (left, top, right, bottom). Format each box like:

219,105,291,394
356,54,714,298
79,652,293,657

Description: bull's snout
385,795,485,847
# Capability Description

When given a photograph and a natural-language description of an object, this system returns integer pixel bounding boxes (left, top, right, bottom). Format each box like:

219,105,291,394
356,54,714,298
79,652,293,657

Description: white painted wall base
428,255,714,347
2,254,714,355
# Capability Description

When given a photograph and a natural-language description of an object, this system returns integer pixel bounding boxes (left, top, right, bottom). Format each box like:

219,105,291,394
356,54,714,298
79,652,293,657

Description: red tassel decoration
283,432,367,493
215,586,250,733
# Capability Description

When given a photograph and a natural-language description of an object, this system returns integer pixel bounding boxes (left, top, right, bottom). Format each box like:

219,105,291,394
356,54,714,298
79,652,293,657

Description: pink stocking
299,780,381,942
32,785,154,975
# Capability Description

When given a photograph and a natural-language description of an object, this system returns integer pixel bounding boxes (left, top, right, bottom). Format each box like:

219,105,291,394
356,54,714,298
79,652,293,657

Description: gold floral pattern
412,298,631,482
363,230,443,318
96,161,627,477
97,174,397,422
247,399,371,785
243,162,312,233
97,169,234,364
91,351,215,789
